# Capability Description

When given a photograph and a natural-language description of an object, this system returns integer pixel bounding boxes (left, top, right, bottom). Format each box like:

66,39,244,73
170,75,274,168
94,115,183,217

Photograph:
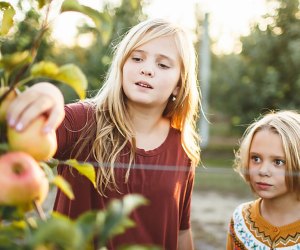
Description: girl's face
249,129,289,201
122,35,181,111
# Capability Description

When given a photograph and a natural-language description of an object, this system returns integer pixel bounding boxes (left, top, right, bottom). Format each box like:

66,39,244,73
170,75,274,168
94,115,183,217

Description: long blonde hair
235,110,300,198
77,19,201,195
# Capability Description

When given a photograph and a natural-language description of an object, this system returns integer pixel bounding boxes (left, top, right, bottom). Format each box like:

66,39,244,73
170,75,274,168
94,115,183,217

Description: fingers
7,83,65,133
7,90,39,127
43,104,65,133
8,92,53,131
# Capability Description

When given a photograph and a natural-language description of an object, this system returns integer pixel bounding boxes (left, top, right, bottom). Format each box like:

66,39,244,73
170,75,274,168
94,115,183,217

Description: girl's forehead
132,36,180,60
250,130,285,156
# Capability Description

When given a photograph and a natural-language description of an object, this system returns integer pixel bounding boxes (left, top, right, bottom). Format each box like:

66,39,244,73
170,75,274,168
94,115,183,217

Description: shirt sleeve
180,165,195,230
54,102,92,160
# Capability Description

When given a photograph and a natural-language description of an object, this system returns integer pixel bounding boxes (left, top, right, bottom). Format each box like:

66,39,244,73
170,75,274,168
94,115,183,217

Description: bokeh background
3,0,300,249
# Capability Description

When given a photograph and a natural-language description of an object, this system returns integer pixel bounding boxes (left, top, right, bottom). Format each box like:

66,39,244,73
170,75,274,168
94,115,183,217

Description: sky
27,0,273,54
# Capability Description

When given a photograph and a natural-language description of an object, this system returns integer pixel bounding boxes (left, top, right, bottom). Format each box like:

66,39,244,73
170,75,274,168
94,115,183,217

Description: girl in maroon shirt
8,19,201,250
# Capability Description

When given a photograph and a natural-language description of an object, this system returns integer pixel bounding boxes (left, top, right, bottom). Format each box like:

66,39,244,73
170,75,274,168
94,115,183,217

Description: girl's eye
251,155,261,163
158,63,170,69
274,159,285,167
132,57,142,62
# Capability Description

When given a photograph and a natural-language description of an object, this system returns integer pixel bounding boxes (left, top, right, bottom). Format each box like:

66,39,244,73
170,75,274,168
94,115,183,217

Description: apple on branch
0,152,49,206
7,115,57,161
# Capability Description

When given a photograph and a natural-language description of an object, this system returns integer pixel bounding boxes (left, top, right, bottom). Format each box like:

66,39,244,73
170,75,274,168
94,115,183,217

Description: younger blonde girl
227,110,300,249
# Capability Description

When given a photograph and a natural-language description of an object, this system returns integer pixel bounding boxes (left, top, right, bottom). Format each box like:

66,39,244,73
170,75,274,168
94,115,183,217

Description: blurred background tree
210,0,300,131
4,0,300,132
52,0,147,99
1,8,53,61
1,0,147,102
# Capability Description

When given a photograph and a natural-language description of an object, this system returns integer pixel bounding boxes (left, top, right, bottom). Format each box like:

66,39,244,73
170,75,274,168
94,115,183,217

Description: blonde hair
235,110,300,198
77,19,201,195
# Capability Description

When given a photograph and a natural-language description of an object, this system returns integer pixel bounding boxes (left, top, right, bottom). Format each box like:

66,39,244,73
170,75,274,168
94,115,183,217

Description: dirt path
191,190,252,250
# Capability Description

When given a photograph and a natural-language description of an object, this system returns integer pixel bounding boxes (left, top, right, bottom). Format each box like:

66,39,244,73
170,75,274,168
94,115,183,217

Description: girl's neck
128,102,167,134
260,193,300,227
128,104,171,150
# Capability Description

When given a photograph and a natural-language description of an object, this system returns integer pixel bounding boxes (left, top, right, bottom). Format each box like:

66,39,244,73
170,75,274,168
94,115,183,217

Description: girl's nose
258,162,271,177
140,68,154,77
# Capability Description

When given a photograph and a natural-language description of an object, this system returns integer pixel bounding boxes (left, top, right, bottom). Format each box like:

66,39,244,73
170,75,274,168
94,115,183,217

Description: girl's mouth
135,81,153,89
256,182,272,190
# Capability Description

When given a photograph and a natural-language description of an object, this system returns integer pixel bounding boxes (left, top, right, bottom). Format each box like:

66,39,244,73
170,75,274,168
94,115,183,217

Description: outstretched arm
7,82,65,132
178,228,194,250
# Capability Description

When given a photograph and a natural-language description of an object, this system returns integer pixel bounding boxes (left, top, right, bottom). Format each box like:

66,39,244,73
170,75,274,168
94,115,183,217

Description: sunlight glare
145,0,269,54
51,0,105,47
50,0,270,54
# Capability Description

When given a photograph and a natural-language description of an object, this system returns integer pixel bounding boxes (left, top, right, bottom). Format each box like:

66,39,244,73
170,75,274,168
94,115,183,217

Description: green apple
7,116,57,161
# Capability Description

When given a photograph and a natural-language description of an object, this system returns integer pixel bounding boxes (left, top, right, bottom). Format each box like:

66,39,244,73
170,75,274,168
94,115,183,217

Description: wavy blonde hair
234,110,300,198
77,19,201,195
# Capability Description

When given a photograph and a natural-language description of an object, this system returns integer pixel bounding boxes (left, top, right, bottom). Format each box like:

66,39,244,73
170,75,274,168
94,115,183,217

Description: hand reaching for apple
7,82,65,133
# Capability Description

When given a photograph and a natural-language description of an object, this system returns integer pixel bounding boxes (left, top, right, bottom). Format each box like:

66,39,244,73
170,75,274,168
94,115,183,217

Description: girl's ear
172,86,180,96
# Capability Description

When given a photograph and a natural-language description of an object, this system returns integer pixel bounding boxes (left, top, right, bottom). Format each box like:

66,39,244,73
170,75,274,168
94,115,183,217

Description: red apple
0,87,17,122
0,152,49,206
7,115,57,161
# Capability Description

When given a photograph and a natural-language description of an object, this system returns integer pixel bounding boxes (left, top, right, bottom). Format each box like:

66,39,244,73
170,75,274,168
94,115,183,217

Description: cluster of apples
0,87,57,208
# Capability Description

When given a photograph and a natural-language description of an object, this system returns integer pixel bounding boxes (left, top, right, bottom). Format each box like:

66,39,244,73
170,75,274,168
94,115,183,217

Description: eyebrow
249,151,285,159
132,49,176,63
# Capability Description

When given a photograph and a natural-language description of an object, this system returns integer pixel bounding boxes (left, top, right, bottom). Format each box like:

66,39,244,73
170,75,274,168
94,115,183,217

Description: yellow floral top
226,198,300,250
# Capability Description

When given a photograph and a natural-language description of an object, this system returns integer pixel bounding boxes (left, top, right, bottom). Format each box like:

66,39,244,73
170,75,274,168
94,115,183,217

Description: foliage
0,194,148,250
210,0,300,130
0,1,153,249
1,0,147,102
0,1,88,100
54,0,147,94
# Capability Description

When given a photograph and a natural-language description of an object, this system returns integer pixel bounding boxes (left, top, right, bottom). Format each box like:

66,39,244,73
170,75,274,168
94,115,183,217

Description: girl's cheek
248,167,257,176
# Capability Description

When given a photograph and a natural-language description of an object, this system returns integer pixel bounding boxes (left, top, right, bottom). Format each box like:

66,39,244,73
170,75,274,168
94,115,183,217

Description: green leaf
0,220,28,249
55,64,88,99
61,0,83,12
45,158,60,169
61,0,99,26
0,142,9,153
30,61,59,78
65,159,96,188
37,0,47,9
31,215,83,250
75,211,101,248
39,161,55,181
0,2,16,35
97,194,148,246
76,211,97,236
0,205,25,221
122,194,149,215
29,62,88,99
52,175,74,200
129,0,139,10
61,0,104,28
0,50,31,72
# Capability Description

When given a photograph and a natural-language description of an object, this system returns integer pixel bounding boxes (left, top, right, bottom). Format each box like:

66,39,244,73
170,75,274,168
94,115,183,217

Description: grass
194,166,252,197
195,115,252,197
